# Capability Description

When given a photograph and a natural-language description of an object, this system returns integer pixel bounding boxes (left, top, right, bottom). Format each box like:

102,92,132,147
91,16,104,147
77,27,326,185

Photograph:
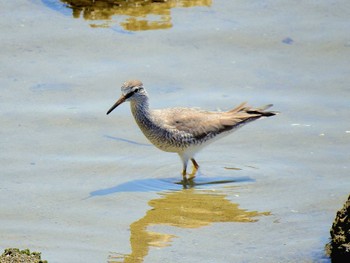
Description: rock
0,248,47,263
326,194,350,262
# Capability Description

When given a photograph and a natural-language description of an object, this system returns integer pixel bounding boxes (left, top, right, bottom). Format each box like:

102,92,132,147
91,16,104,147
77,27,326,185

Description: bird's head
106,80,147,115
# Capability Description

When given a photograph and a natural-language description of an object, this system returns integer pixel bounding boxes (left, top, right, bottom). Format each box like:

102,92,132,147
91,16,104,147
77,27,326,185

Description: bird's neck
130,97,156,131
130,96,149,116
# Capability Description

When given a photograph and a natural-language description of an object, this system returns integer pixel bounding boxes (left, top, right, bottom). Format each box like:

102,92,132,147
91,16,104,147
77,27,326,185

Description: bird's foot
181,168,198,180
188,168,198,179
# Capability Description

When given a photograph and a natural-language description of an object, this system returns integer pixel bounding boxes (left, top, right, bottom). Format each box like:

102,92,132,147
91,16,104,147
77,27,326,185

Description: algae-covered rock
0,248,47,263
326,194,350,262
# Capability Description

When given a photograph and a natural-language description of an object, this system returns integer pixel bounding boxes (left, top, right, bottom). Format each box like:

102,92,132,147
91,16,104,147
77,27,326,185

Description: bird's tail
228,102,278,117
247,104,278,117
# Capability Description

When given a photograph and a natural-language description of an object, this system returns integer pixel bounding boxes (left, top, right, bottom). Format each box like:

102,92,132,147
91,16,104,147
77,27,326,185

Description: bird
107,80,277,178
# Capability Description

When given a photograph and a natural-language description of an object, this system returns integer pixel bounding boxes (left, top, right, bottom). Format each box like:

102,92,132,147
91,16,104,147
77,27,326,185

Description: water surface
1,0,349,262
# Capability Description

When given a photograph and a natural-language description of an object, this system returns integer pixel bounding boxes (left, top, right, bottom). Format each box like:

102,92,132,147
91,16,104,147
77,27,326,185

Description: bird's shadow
103,135,152,147
88,175,254,198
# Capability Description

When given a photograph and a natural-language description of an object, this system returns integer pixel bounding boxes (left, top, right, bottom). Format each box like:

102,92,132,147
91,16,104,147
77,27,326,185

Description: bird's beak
106,95,126,115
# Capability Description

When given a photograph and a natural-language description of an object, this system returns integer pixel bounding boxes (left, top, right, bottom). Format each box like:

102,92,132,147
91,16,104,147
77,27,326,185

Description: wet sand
1,0,350,262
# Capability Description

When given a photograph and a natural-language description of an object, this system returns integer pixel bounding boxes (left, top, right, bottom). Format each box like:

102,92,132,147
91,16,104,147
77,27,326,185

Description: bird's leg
191,158,199,170
182,166,190,185
181,158,188,178
189,158,199,178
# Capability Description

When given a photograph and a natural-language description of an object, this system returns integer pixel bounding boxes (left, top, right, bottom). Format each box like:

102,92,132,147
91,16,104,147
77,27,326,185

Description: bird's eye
134,87,143,93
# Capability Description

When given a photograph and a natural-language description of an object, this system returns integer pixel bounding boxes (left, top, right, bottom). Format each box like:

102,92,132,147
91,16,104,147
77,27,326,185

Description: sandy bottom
1,0,349,262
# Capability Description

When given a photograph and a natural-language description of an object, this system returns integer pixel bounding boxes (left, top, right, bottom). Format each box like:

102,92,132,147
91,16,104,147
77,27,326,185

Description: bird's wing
153,103,265,139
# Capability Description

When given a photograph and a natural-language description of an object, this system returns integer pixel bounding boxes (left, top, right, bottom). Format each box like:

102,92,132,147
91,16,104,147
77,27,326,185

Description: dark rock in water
325,194,350,262
0,248,47,263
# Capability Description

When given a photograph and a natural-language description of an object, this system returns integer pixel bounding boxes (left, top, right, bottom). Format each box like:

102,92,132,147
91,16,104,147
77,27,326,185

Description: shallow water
1,0,350,262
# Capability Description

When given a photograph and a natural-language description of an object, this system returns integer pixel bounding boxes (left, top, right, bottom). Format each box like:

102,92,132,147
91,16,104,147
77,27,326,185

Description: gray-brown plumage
107,80,277,178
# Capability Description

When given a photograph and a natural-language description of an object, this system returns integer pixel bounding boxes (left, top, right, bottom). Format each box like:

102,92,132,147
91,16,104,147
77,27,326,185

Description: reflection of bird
109,188,269,263
107,80,277,178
